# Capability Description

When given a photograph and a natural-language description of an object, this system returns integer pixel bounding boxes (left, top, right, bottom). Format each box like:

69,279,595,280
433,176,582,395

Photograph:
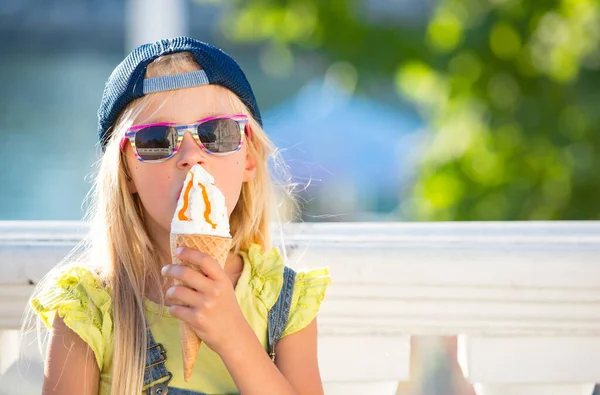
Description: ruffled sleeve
242,244,285,313
30,266,113,371
241,243,331,338
281,267,331,338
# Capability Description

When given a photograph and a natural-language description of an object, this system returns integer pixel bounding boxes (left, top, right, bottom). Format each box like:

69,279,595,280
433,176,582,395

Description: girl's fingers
175,247,225,281
169,304,198,325
166,285,200,308
162,264,212,293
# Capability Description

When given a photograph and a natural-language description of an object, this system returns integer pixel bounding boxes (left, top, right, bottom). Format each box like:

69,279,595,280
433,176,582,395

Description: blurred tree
207,0,600,220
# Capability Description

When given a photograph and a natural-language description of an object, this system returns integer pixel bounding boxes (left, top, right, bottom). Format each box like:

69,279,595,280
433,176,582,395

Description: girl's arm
42,315,100,395
274,318,324,394
219,318,323,395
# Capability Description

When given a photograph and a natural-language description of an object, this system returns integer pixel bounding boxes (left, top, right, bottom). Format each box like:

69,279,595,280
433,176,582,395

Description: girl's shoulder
240,244,332,338
30,265,112,370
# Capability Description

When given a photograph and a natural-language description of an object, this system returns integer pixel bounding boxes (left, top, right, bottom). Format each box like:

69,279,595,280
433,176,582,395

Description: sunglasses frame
121,114,250,163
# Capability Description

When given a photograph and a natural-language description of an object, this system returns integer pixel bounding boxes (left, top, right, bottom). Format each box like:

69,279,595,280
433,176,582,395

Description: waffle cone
170,233,232,382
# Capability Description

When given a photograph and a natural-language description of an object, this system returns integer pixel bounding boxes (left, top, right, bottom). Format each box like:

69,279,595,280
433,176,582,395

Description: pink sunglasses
121,114,251,163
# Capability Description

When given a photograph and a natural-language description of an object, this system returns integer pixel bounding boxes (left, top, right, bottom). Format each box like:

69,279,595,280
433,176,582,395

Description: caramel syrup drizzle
177,173,218,229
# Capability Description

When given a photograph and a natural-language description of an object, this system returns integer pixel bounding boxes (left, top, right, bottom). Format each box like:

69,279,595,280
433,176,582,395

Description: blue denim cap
97,36,262,150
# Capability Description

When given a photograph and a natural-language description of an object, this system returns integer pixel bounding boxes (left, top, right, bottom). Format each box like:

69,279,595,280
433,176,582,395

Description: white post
319,335,411,395
0,330,20,377
459,336,600,395
125,0,188,51
474,384,595,395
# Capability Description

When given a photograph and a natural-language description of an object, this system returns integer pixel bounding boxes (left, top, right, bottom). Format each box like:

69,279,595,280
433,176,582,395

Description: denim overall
143,266,297,395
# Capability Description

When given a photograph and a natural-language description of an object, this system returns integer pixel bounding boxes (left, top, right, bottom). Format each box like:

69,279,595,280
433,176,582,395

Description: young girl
26,37,331,395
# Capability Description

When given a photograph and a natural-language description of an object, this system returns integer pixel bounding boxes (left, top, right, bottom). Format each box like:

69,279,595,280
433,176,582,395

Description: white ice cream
171,164,231,237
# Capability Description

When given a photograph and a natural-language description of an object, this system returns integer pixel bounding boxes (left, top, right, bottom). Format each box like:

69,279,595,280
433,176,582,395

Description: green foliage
215,0,600,220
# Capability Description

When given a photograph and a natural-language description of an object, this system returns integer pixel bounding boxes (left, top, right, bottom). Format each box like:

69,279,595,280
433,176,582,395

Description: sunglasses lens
134,126,178,160
197,119,241,153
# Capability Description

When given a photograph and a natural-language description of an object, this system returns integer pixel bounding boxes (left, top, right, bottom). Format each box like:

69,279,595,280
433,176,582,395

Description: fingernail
161,265,168,275
175,247,183,256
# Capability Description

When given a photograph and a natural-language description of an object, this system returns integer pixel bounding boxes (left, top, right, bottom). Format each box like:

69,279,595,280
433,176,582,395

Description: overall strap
267,266,297,362
144,327,173,394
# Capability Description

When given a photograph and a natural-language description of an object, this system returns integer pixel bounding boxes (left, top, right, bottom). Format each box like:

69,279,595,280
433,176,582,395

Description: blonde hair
24,52,299,394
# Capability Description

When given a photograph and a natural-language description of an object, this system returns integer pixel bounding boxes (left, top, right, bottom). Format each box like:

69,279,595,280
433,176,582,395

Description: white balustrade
1,221,599,394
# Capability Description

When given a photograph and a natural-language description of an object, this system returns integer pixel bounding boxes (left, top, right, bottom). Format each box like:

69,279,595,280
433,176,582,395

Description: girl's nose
175,131,206,169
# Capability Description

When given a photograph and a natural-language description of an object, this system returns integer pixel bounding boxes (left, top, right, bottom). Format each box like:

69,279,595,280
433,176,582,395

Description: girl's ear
243,150,257,182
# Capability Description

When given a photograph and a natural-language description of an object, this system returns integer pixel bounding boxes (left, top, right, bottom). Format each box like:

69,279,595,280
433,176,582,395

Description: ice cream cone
170,233,232,382
170,164,232,382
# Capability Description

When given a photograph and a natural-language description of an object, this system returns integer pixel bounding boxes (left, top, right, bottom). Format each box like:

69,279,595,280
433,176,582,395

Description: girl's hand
161,247,250,357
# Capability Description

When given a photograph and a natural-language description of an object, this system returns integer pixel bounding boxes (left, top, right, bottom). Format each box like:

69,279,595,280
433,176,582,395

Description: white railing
1,221,600,395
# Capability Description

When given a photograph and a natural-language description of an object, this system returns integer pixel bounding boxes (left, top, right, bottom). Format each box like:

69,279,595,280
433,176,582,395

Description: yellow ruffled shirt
31,244,331,394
